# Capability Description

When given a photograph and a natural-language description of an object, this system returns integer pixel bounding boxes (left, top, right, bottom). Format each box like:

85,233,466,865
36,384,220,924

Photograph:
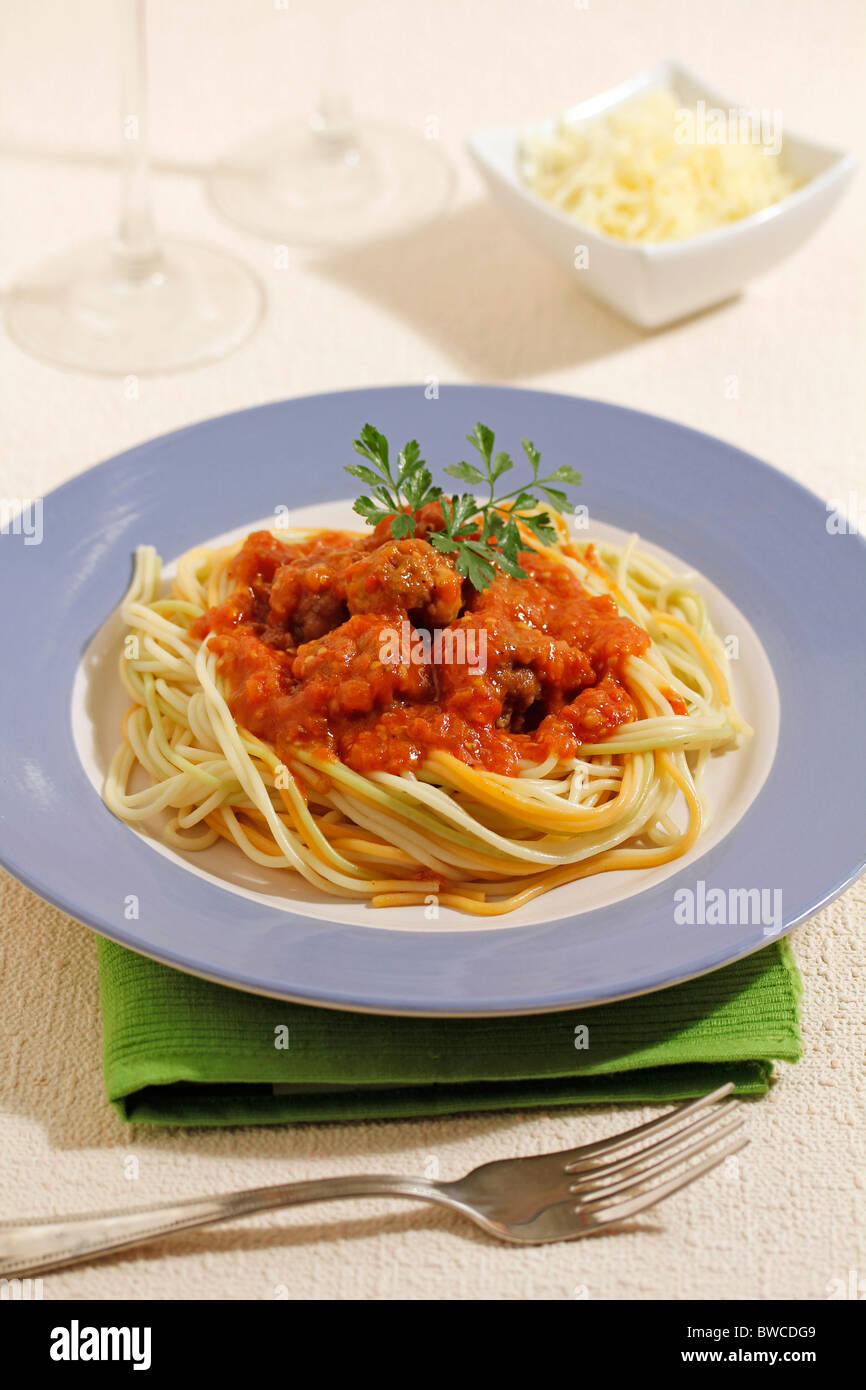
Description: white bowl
467,60,857,328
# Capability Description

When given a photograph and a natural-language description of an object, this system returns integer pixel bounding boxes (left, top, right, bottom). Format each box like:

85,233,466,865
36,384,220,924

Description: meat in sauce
192,511,649,775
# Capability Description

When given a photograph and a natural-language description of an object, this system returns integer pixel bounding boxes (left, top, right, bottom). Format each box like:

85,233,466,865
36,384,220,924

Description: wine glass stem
114,0,161,278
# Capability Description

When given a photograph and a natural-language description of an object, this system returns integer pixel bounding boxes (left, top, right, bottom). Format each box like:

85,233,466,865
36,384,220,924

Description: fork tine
573,1114,745,1205
583,1135,749,1230
566,1100,739,1180
560,1082,734,1167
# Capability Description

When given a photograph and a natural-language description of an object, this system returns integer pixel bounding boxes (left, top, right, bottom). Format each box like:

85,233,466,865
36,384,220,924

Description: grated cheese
519,89,800,242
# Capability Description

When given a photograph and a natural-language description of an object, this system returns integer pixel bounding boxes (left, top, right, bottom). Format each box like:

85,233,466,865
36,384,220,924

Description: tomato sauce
191,519,650,776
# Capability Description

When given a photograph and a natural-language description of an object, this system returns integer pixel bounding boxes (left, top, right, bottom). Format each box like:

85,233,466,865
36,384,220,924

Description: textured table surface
0,0,863,1301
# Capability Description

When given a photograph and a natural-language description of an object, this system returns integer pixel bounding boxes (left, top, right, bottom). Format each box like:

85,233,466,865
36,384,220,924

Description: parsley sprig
346,422,581,591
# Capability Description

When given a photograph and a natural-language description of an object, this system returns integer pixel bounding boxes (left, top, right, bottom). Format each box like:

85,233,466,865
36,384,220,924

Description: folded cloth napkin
97,937,801,1126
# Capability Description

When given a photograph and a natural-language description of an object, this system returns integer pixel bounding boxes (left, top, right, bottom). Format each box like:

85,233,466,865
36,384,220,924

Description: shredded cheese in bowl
519,89,800,243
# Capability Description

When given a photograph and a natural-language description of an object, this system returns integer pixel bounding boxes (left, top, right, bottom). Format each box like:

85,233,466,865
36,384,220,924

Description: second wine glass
207,21,452,247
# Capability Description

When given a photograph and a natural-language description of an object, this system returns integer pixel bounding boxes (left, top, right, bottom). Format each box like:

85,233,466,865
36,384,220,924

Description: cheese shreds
519,89,800,243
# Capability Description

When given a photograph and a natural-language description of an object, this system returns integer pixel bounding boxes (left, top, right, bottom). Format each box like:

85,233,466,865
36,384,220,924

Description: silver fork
0,1084,745,1274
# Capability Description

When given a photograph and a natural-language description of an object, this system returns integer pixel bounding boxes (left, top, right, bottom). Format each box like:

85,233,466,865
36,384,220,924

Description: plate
1,386,863,1014
72,501,778,933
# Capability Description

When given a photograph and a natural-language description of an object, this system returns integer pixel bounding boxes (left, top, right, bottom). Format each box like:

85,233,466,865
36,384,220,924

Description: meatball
439,610,595,730
495,665,543,729
345,538,462,626
292,614,432,714
267,539,364,643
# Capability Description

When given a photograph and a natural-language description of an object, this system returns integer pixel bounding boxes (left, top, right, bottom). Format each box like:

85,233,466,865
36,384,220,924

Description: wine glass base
5,236,264,375
208,118,454,246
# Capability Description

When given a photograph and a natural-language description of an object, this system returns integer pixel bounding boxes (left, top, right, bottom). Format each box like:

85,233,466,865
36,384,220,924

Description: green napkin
97,936,802,1126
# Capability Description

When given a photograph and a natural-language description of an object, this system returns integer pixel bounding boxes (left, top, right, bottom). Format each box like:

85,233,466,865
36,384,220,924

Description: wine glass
5,0,263,375
207,18,453,247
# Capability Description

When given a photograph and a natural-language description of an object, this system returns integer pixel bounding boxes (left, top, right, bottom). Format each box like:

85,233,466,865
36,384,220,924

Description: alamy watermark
826,1269,865,1300
674,879,783,937
675,101,784,157
1,1277,43,1300
0,497,43,545
50,1322,151,1370
379,620,487,674
826,491,863,535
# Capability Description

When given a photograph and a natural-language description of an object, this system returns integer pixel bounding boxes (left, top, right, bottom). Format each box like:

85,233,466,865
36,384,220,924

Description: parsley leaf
346,422,581,591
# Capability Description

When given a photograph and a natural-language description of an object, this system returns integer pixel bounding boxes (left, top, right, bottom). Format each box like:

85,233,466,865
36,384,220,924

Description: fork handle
0,1175,451,1277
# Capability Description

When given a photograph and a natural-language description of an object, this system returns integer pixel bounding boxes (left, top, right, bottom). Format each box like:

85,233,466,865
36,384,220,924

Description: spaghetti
104,508,750,916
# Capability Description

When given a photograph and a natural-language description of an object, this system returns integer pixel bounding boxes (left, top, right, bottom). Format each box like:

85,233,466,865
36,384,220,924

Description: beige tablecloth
0,0,863,1300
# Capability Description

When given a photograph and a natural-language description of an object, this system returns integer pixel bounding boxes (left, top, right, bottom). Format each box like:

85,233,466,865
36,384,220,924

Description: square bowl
467,60,857,328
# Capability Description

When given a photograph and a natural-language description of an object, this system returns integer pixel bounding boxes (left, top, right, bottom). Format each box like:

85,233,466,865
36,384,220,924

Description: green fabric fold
97,937,802,1126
